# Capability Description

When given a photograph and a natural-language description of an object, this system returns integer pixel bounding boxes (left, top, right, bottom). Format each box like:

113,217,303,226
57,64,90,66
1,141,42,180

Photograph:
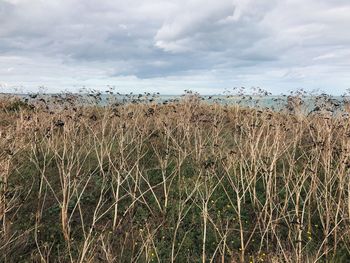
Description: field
1,93,350,262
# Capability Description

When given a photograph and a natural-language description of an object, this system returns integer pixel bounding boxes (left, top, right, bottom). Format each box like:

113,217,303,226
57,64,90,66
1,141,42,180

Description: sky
0,0,350,95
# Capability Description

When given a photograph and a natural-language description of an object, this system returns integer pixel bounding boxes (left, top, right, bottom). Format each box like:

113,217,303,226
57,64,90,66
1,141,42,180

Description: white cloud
0,0,350,94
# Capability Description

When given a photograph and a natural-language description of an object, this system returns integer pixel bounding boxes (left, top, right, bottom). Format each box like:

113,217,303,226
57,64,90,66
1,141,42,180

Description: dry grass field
1,93,350,262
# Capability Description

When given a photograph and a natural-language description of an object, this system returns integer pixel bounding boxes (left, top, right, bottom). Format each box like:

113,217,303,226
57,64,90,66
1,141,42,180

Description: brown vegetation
1,93,350,262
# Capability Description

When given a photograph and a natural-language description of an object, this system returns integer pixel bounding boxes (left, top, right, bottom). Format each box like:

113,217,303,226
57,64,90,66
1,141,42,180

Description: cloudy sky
0,0,350,94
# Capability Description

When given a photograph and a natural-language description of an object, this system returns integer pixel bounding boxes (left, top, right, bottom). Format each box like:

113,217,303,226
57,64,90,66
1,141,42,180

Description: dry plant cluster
1,92,350,262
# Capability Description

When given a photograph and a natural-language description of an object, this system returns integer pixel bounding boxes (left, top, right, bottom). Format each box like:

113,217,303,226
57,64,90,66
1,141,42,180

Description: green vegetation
1,94,350,262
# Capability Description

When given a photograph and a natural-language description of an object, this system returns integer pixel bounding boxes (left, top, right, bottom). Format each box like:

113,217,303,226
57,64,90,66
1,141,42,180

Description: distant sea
1,93,348,113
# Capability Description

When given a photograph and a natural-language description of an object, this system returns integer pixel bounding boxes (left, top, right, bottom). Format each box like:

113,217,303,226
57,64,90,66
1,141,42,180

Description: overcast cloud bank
0,0,350,94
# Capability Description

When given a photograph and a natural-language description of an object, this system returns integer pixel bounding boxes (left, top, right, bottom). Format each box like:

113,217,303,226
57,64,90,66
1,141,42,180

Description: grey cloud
0,0,350,93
